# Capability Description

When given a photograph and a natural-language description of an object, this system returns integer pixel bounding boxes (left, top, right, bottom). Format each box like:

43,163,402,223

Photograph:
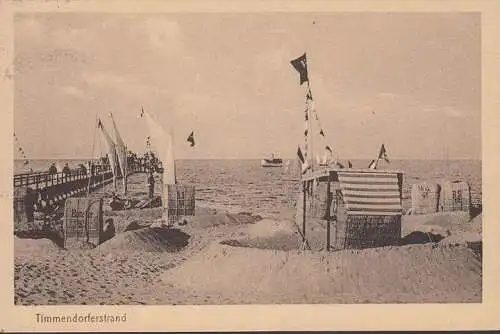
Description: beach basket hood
337,170,403,216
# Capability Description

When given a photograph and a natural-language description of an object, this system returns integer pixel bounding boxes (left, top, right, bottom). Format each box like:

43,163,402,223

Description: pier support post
326,179,331,252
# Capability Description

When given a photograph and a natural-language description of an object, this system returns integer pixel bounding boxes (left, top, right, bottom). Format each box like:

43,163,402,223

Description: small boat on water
261,154,283,167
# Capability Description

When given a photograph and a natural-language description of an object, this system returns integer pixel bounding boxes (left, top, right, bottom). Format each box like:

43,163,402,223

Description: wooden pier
13,163,145,226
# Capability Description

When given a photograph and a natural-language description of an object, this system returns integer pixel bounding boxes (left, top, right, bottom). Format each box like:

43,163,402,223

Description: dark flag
290,53,309,85
378,144,390,163
297,145,310,174
97,118,103,128
23,160,29,165
368,159,377,169
348,160,353,168
306,88,313,101
319,129,325,137
325,145,332,153
297,145,305,164
187,131,195,147
140,107,145,118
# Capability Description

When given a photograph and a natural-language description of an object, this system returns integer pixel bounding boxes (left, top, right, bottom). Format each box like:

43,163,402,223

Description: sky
13,12,481,160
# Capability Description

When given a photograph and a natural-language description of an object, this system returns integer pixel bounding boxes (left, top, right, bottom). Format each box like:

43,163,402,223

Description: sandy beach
14,172,482,305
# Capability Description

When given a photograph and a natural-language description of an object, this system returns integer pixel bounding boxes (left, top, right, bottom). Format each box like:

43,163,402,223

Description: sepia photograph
11,10,483,306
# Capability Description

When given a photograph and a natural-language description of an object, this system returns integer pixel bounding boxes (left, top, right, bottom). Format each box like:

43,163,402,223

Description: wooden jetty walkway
13,163,145,225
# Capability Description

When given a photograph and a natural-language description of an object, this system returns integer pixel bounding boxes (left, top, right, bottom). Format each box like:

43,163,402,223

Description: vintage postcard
1,0,499,332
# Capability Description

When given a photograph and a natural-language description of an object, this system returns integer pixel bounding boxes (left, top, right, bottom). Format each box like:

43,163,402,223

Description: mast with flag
291,52,338,173
368,144,390,170
109,112,128,195
140,107,176,185
97,118,118,191
140,107,196,226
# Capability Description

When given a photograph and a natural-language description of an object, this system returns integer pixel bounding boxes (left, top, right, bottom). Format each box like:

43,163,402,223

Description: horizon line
15,156,482,161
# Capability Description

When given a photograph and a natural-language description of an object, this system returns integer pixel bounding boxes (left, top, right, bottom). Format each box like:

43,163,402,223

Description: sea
14,159,482,220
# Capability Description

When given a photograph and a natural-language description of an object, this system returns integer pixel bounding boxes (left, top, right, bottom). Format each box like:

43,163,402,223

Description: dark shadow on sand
147,227,191,252
124,220,147,232
14,230,65,248
398,231,445,246
220,232,300,251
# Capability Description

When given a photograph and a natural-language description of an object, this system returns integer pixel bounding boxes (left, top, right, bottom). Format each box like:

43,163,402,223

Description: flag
297,145,310,174
142,108,176,184
368,159,377,169
378,144,390,163
319,129,325,137
306,88,313,101
325,145,332,153
24,160,29,165
297,145,305,164
187,131,195,147
348,160,353,168
109,112,128,193
290,53,309,85
97,118,119,189
140,107,145,118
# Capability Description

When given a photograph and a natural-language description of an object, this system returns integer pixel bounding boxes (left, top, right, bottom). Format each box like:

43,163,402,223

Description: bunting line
13,132,33,172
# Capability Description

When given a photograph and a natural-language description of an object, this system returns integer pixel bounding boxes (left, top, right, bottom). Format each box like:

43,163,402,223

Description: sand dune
184,210,262,229
97,227,190,253
163,242,481,304
220,219,301,251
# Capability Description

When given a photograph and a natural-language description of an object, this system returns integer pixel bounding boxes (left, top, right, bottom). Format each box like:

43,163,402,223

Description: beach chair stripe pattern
338,171,402,216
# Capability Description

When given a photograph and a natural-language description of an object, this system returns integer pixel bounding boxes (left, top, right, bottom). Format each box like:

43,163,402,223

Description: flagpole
307,81,314,173
305,49,314,173
86,112,99,197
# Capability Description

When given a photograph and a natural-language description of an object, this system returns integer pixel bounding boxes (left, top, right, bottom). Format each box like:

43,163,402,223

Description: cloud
15,15,45,40
60,85,84,98
255,48,293,71
81,70,172,103
140,18,184,55
442,106,464,118
377,92,399,100
82,71,127,86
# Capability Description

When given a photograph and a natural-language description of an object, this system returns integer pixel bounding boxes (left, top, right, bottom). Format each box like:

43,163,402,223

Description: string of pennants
291,53,337,172
13,132,34,172
291,53,389,171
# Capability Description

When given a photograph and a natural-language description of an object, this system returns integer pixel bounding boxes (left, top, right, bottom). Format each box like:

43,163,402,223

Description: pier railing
13,163,144,189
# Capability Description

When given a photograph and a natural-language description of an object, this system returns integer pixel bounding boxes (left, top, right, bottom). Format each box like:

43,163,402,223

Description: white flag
109,112,128,194
98,119,118,190
141,108,176,185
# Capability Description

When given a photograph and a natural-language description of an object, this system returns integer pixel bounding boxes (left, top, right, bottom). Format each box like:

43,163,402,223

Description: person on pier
62,163,71,182
48,163,57,175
